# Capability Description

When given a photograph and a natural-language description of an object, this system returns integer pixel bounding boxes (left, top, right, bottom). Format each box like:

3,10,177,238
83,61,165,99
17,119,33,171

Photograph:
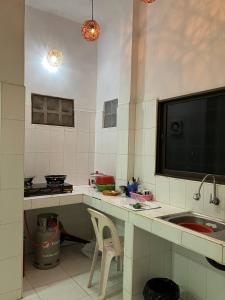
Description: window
103,99,118,128
156,87,225,183
31,94,74,127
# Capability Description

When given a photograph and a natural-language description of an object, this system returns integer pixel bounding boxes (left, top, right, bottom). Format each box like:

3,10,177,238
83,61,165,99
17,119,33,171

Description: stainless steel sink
158,212,225,241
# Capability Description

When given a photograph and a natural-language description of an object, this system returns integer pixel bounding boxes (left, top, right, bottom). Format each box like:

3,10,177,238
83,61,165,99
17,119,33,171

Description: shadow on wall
135,0,225,101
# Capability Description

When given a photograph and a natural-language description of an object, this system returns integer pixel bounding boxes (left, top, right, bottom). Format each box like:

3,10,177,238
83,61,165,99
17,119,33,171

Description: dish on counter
102,190,121,196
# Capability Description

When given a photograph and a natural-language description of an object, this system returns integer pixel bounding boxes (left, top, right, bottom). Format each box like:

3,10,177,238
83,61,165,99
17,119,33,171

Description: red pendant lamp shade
141,0,156,3
81,0,100,41
81,20,100,42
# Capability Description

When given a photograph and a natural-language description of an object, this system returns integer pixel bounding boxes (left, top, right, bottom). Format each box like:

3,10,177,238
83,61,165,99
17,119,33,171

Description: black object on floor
59,222,89,244
143,278,180,300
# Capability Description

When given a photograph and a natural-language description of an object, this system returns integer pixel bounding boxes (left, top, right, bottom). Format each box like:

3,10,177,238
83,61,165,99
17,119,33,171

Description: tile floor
23,244,123,300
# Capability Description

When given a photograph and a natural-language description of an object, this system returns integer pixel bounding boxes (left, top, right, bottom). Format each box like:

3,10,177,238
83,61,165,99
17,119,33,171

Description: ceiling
26,0,114,24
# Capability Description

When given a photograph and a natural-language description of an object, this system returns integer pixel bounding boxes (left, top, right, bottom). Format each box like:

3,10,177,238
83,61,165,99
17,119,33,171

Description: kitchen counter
24,185,225,299
24,185,225,262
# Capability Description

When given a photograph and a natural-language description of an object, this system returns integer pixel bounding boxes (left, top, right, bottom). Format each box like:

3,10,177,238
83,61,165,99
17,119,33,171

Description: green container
96,184,115,192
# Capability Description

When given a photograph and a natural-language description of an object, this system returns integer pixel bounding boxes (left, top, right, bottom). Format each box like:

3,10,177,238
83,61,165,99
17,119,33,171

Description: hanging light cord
92,0,94,20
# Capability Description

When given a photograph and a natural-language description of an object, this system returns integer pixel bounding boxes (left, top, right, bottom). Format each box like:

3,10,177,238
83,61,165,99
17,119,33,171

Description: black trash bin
143,278,180,300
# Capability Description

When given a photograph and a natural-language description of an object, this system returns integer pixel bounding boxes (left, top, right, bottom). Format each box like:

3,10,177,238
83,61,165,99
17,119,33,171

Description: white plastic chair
87,208,124,300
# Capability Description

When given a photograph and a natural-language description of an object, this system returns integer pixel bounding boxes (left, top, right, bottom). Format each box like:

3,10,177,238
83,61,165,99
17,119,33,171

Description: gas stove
24,182,73,197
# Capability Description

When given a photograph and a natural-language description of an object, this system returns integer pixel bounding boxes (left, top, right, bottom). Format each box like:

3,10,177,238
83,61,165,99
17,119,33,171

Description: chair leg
120,255,124,272
87,242,99,288
117,256,120,272
99,250,114,300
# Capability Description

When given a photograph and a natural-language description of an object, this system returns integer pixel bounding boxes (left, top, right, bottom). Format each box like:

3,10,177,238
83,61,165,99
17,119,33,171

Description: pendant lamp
141,0,156,3
81,0,100,41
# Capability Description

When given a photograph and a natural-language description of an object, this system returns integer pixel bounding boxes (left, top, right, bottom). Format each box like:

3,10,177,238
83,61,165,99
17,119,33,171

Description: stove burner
24,182,73,197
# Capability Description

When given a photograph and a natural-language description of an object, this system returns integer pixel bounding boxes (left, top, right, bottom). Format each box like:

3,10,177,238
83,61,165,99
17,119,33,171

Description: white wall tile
143,100,157,129
77,131,89,153
203,183,225,220
89,133,95,153
117,130,129,155
49,153,64,174
89,112,96,133
156,176,170,204
0,189,23,224
77,111,90,132
50,127,64,153
0,222,23,260
206,268,225,300
1,119,24,154
0,289,22,300
142,155,155,184
143,128,156,156
188,259,207,300
134,155,142,179
0,256,22,295
95,132,103,154
34,153,50,176
95,111,103,131
2,83,25,121
135,103,144,130
117,104,129,130
32,128,50,153
0,154,23,189
77,153,89,174
170,178,186,208
64,129,77,154
172,252,189,299
24,153,35,177
128,130,135,155
116,154,128,180
135,130,143,155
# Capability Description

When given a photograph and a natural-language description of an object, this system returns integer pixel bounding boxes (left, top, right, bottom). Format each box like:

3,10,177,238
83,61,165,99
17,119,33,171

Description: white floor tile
23,294,41,300
24,245,123,300
36,278,88,300
23,278,38,299
25,265,69,289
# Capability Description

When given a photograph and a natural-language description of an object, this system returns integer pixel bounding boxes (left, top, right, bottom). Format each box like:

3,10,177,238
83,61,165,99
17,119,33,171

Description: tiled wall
95,112,117,176
0,1,25,299
133,0,225,221
25,7,97,185
94,0,134,180
0,83,25,299
172,244,225,300
129,1,225,299
25,109,95,185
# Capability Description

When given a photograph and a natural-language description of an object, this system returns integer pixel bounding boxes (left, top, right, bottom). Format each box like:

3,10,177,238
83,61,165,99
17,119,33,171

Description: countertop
24,185,225,263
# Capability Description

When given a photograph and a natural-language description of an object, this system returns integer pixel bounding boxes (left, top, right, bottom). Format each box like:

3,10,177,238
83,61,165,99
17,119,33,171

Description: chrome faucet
193,174,220,206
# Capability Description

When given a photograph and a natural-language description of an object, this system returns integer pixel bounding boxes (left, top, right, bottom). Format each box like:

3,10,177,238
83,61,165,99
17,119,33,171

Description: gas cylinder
33,213,60,270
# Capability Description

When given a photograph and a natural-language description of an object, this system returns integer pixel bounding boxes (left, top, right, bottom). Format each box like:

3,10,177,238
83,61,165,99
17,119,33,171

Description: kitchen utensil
24,177,34,187
102,190,121,196
45,175,66,185
96,184,115,192
96,175,115,185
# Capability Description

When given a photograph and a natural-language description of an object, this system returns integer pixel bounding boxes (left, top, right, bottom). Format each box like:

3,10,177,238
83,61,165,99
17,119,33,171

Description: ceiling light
81,0,100,42
47,49,64,68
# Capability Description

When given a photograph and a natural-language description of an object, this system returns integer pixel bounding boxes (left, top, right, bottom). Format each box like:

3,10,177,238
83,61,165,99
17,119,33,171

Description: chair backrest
87,208,122,255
